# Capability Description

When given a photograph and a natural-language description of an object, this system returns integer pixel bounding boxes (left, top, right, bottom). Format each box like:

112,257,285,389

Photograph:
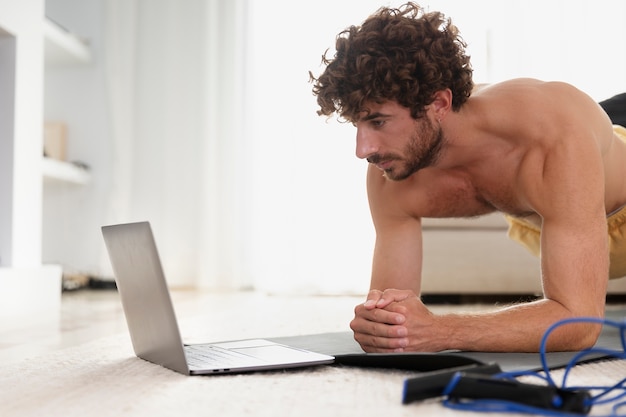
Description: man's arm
364,164,426,292
350,164,425,352
512,116,609,350
490,85,611,351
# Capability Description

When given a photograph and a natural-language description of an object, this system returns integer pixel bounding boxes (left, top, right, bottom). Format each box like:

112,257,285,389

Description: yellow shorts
506,125,626,279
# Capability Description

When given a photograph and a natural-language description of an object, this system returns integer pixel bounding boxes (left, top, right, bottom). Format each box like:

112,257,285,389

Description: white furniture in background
0,2,92,321
0,1,60,320
420,214,626,295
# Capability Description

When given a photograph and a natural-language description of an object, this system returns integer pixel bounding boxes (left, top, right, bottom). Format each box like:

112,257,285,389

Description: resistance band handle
447,372,592,414
402,363,502,404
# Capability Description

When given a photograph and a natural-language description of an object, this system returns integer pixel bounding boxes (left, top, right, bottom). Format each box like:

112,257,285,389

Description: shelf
42,158,91,185
42,20,91,186
43,18,91,66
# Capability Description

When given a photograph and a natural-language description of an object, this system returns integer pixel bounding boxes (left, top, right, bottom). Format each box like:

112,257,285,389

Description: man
310,2,626,353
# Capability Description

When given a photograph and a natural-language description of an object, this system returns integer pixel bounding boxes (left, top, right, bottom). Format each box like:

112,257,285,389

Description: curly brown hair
311,2,473,122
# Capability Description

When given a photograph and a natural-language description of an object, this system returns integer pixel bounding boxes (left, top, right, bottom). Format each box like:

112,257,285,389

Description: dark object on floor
62,273,117,291
402,363,502,403
599,92,626,126
88,277,117,290
334,352,484,371
442,372,590,414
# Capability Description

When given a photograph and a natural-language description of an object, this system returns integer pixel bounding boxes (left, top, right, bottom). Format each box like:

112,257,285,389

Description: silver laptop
101,221,335,375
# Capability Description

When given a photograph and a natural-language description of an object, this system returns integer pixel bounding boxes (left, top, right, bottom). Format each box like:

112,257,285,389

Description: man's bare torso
369,78,626,226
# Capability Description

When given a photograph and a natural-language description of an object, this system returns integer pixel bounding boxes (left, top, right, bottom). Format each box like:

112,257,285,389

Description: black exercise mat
269,309,625,373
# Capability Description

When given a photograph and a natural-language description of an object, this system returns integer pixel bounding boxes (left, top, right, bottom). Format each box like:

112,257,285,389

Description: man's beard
368,118,446,181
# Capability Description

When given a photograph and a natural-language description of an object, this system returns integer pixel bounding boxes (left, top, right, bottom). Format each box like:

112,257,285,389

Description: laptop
101,221,335,375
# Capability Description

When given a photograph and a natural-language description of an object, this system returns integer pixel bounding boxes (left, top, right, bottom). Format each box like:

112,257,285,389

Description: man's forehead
357,100,409,119
359,100,391,113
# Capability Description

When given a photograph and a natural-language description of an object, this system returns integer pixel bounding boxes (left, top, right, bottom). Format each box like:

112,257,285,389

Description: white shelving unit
43,17,91,185
43,18,91,66
1,1,63,322
42,157,90,185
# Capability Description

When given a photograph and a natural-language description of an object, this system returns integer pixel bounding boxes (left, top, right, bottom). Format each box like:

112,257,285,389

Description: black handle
402,363,502,404
447,372,592,414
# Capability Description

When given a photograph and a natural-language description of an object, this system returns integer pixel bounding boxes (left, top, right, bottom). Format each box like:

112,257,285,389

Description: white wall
243,1,381,294
41,0,626,295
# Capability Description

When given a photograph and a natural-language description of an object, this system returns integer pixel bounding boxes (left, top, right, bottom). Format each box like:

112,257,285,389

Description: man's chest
413,167,533,219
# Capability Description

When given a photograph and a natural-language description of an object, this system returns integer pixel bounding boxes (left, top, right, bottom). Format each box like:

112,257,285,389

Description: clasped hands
350,288,437,352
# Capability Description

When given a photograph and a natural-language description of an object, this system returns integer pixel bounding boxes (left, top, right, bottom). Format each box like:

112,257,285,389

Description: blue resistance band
441,316,626,416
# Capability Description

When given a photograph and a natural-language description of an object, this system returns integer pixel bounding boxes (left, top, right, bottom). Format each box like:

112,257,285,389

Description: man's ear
430,89,453,121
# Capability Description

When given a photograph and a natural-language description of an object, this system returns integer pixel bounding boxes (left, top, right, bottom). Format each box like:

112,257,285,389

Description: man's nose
355,128,377,160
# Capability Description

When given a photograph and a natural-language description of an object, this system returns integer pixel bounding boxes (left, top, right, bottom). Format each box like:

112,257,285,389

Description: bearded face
367,117,446,181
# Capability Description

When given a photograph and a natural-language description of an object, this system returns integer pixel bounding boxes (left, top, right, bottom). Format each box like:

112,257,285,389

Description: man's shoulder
469,78,595,141
473,78,583,103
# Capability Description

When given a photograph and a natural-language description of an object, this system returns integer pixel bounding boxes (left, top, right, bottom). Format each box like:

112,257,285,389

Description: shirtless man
310,2,626,352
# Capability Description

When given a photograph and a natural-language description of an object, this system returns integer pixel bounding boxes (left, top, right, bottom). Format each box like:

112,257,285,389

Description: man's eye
372,120,385,128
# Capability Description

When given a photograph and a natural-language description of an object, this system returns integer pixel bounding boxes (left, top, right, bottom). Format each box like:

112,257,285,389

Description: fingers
351,301,408,352
350,318,408,352
377,288,413,306
354,326,409,353
363,289,384,310
364,288,414,310
352,289,424,352
355,301,405,324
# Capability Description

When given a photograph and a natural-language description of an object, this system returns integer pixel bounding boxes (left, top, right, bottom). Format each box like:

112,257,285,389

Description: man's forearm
434,298,603,352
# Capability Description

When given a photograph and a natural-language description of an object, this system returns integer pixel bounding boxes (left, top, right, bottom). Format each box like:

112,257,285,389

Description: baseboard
421,293,626,305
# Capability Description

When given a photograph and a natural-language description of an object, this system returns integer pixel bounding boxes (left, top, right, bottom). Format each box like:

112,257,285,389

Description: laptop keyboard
184,344,260,368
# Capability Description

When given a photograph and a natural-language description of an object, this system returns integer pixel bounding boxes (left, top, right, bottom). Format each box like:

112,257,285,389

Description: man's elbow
572,323,602,350
552,319,603,352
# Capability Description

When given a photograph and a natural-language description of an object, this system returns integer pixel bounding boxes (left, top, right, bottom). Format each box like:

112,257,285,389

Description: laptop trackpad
213,339,332,364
